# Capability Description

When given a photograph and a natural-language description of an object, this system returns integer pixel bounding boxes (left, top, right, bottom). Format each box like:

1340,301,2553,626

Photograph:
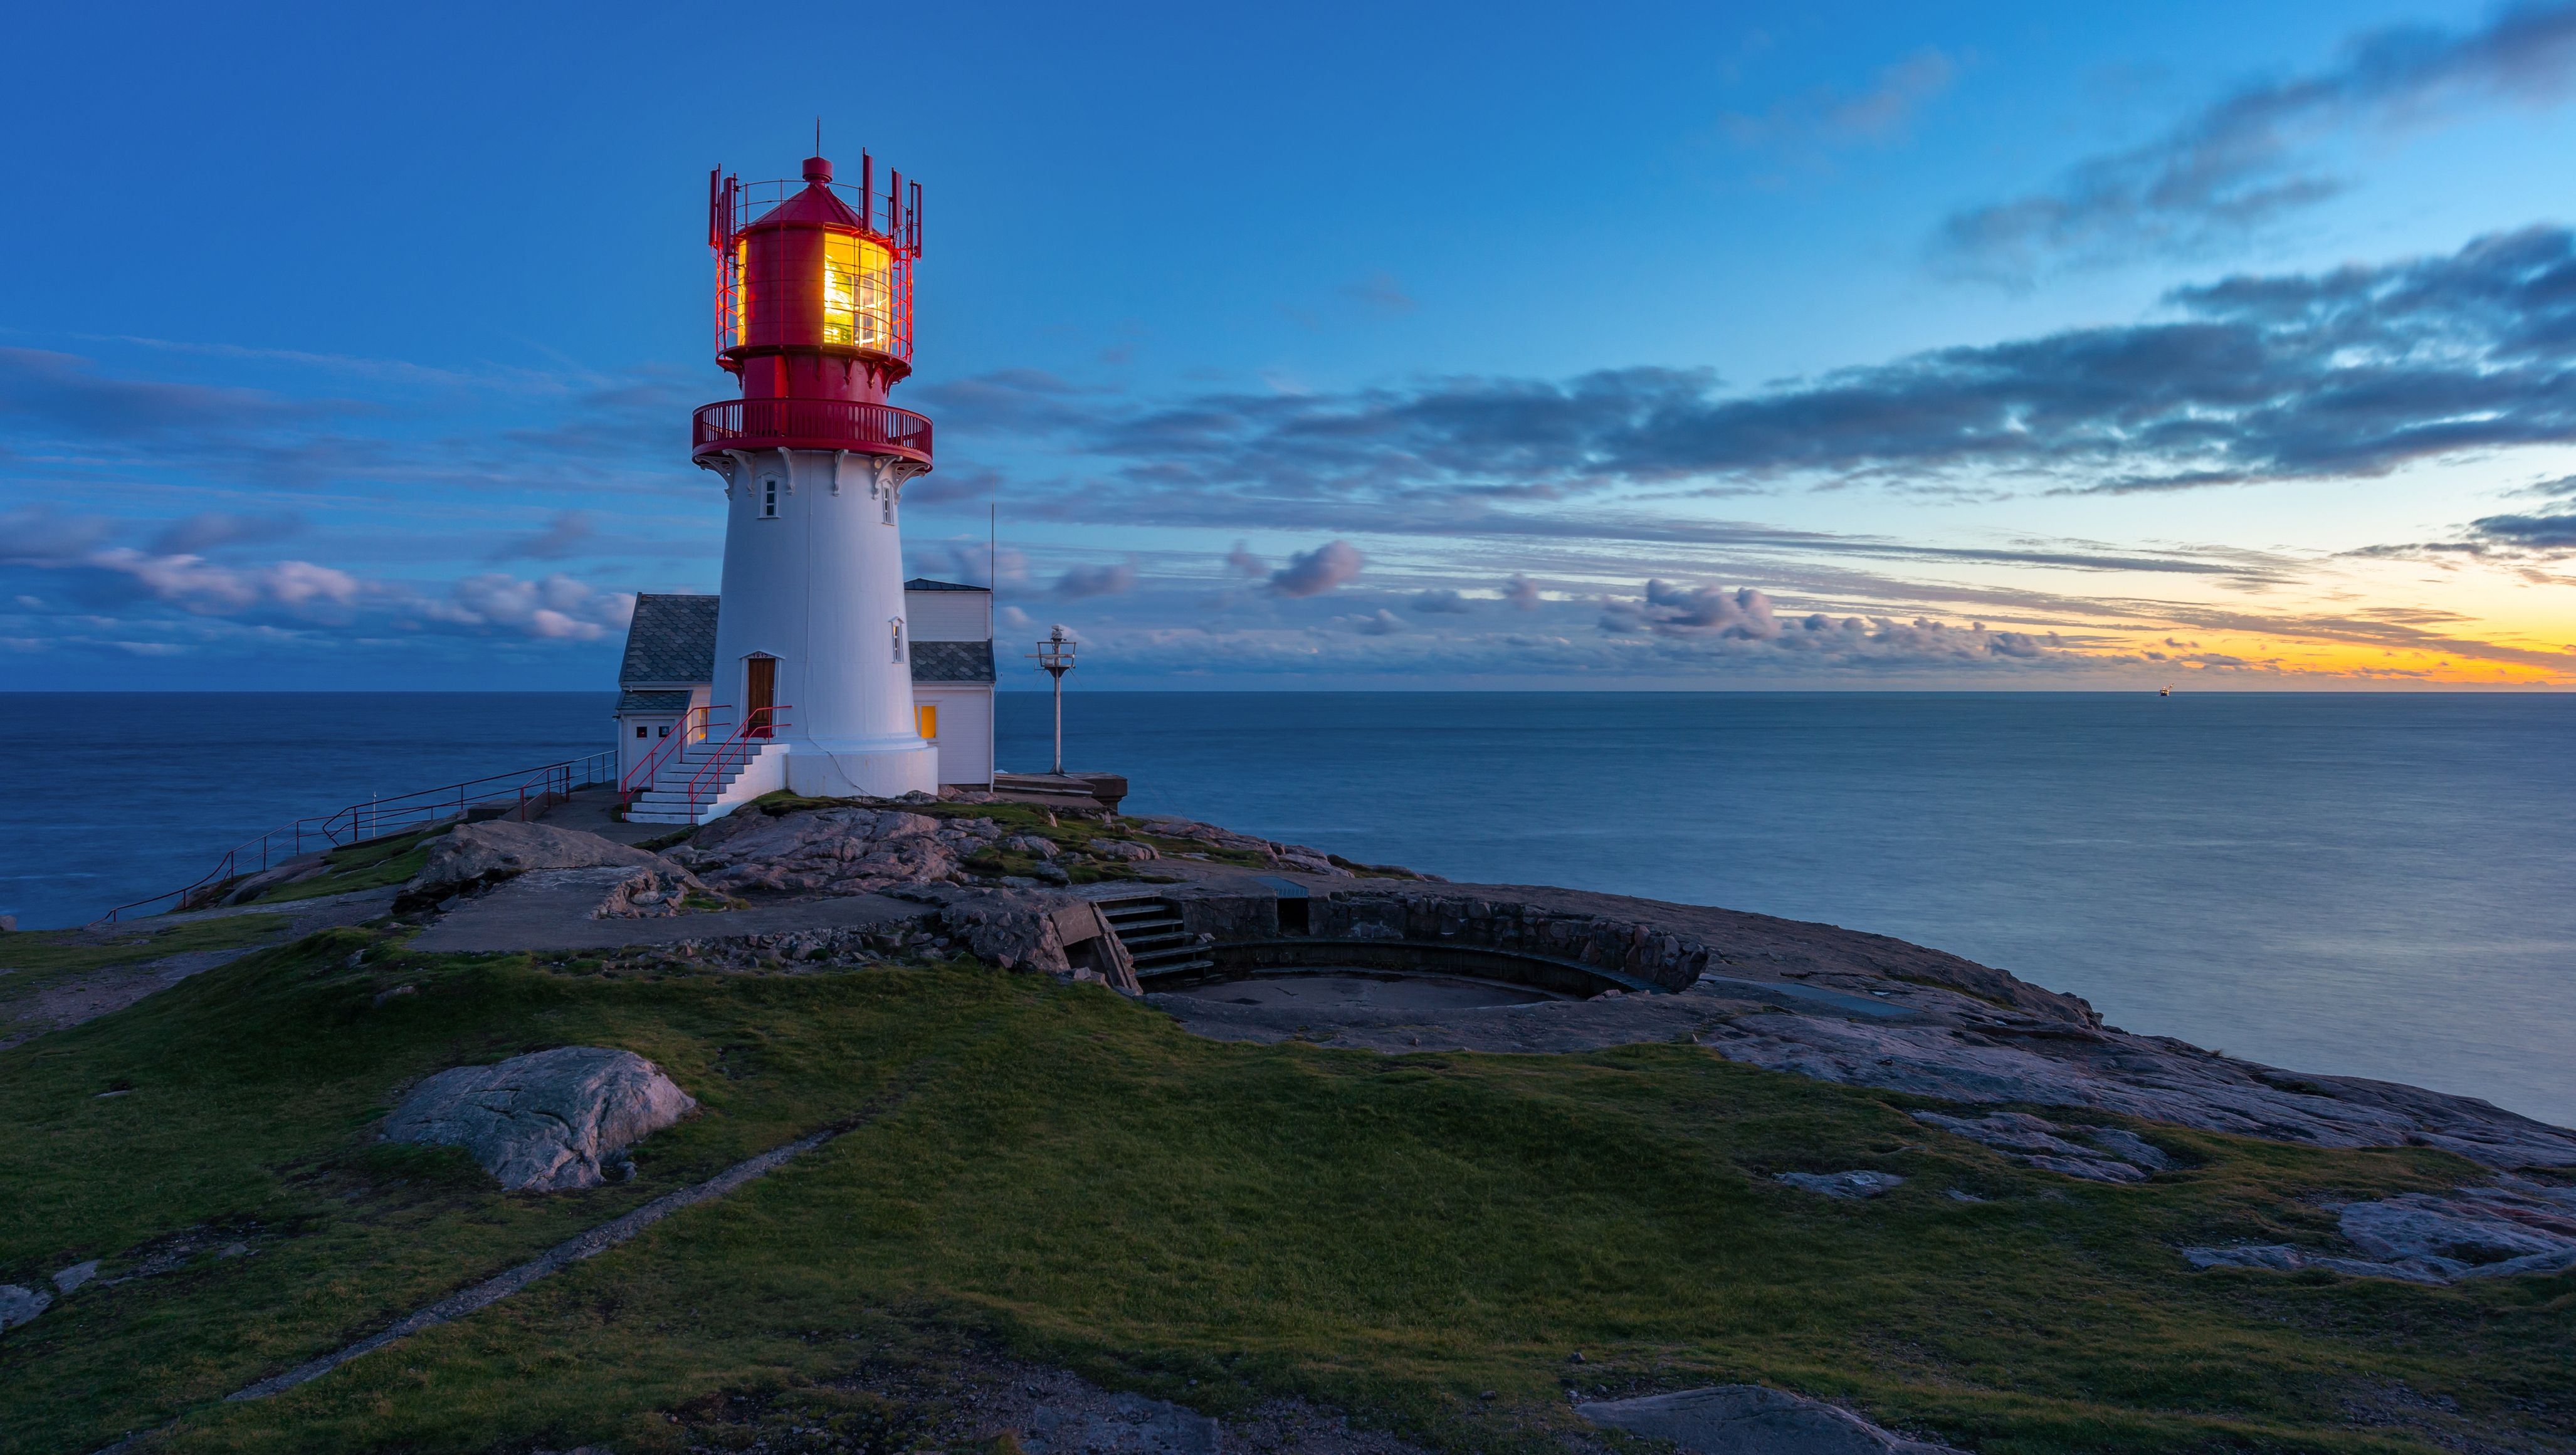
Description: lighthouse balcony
691,398,933,467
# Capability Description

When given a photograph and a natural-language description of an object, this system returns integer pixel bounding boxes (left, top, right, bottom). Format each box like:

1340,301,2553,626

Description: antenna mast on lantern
1029,626,1076,775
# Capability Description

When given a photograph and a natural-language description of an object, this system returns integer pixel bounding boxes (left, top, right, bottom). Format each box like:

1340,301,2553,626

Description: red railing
620,705,716,802
678,706,791,819
93,750,619,924
691,398,932,465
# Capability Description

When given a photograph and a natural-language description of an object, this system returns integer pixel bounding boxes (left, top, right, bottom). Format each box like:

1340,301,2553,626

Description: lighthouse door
745,656,776,737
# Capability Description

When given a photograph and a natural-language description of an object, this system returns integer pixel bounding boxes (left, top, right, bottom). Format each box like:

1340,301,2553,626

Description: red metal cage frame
709,160,923,369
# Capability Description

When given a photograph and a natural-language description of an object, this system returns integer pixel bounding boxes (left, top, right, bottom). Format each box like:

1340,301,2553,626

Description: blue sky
8,0,2576,688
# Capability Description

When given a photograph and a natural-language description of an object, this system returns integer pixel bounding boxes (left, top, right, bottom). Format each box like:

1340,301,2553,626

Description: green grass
248,831,442,905
1,932,2569,1454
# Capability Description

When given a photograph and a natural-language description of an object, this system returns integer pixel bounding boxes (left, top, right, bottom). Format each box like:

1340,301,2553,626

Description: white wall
613,685,712,788
905,588,991,641
915,685,994,785
708,448,935,797
616,715,683,785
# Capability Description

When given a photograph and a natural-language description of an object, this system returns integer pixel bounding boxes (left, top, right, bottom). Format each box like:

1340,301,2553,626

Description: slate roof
614,592,993,690
616,690,693,715
910,639,996,684
619,594,721,688
903,577,990,592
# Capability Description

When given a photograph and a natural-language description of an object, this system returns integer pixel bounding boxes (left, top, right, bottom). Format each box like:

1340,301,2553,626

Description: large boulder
1579,1387,1957,1455
677,806,987,895
383,1046,697,1191
398,821,698,911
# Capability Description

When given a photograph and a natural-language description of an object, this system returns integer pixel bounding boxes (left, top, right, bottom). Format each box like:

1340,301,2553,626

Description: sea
4,691,2570,1128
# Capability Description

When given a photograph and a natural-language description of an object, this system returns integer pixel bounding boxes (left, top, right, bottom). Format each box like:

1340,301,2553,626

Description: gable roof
619,594,721,688
616,690,694,715
910,639,996,684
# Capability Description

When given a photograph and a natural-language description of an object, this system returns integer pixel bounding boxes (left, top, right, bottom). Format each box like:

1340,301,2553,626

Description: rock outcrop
383,1046,698,1191
898,886,1141,990
1910,1110,2169,1183
192,854,331,908
1578,1385,1958,1455
586,863,709,918
674,807,992,895
1775,1170,1906,1199
1694,1010,2576,1170
398,822,699,912
2185,1176,2576,1284
0,1283,50,1330
1132,817,1370,877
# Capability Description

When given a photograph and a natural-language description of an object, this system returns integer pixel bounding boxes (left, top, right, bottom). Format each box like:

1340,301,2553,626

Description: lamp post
1029,626,1076,774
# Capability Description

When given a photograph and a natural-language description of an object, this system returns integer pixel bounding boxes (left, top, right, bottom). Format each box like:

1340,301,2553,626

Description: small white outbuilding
613,579,994,791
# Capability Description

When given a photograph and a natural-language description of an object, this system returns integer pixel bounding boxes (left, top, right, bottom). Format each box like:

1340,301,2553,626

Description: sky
6,1,2576,689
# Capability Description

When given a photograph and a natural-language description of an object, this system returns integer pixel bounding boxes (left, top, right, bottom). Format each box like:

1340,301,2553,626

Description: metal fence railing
93,749,620,925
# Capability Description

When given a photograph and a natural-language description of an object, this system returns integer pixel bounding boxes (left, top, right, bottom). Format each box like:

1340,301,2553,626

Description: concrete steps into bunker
1095,894,1213,979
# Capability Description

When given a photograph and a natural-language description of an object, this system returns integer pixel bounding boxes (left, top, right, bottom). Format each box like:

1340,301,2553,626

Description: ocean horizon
4,688,2570,1128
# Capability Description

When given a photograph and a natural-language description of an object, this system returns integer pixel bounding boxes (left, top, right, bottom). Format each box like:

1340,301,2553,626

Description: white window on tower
762,478,779,518
881,487,893,525
890,617,905,663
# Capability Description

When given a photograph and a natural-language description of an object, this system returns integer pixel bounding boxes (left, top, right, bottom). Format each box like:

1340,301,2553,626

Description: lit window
916,703,938,739
891,617,905,663
732,237,749,346
762,478,779,517
821,231,894,349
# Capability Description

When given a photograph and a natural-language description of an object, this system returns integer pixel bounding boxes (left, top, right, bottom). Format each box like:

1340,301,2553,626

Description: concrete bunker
1106,881,1705,1007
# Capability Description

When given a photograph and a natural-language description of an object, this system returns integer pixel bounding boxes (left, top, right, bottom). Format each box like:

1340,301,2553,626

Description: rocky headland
6,786,2574,1455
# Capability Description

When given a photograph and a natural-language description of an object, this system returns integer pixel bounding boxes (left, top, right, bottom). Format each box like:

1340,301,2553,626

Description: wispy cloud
949,227,2576,520
1931,2,2576,280
1340,271,1417,316
1053,561,1137,599
490,510,594,561
1724,48,1958,150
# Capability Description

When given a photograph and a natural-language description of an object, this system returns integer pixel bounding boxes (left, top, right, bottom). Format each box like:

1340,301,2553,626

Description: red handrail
621,705,717,802
681,705,791,819
690,398,932,465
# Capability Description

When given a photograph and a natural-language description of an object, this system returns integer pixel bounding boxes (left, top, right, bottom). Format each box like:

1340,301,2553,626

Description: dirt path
2,890,396,1051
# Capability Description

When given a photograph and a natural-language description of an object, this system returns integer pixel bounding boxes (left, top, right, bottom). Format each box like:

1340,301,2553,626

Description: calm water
5,691,2571,1127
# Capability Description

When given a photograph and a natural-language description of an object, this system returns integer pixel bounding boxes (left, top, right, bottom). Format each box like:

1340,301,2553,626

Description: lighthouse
678,148,940,802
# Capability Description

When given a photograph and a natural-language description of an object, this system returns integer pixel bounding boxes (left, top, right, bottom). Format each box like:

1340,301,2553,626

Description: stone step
1134,955,1214,979
1107,911,1182,930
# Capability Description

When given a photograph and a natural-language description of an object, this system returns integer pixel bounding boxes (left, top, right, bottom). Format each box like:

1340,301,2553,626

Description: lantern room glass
822,233,895,349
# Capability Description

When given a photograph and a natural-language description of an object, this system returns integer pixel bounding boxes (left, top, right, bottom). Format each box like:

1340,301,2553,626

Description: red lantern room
691,152,933,470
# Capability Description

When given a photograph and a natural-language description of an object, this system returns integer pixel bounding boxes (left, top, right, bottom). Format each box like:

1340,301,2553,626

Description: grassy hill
2,928,2570,1454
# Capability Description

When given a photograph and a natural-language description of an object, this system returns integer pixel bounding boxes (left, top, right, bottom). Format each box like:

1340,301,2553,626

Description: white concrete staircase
623,738,788,826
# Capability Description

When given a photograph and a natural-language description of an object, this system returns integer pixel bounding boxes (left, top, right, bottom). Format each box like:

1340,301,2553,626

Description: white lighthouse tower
648,149,940,810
